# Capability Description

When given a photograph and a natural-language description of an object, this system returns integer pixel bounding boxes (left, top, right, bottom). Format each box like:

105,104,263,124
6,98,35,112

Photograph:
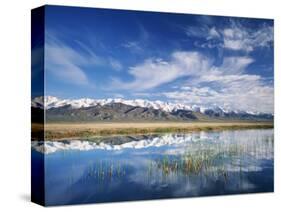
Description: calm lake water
32,129,274,206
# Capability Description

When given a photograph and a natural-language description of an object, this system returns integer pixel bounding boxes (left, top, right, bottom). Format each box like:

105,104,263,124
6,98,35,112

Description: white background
0,0,280,211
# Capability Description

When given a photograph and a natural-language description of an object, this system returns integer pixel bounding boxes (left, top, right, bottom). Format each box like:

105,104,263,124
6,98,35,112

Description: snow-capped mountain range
32,130,274,155
32,96,268,116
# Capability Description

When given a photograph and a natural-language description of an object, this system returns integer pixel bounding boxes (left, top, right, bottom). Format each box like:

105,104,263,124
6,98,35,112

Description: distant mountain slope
31,96,273,122
46,103,198,122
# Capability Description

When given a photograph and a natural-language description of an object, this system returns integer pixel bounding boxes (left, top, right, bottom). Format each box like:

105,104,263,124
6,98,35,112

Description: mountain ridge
31,96,273,122
32,96,272,115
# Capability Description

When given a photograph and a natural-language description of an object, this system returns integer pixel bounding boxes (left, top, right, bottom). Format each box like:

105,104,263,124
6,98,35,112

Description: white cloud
222,23,273,52
122,24,150,54
211,56,254,75
122,41,143,53
112,49,273,113
183,21,274,112
112,52,254,91
45,40,90,85
224,39,252,52
164,82,273,113
208,27,220,39
45,31,123,85
186,20,273,52
223,27,252,51
162,54,273,113
109,58,123,71
112,51,210,91
185,25,210,38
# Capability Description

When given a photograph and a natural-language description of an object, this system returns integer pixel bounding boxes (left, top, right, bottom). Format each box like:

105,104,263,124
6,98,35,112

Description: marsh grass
146,142,267,181
69,160,127,184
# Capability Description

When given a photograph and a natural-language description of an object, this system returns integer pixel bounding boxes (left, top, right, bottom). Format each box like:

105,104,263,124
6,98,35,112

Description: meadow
32,121,273,140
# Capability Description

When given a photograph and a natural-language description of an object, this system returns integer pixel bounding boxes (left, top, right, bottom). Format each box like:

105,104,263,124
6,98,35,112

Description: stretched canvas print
31,5,274,206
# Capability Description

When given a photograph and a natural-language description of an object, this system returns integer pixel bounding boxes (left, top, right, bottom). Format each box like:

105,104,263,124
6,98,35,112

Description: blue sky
36,6,273,113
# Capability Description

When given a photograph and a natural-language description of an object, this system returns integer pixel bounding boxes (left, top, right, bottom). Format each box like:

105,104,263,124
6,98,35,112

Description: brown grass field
32,121,274,140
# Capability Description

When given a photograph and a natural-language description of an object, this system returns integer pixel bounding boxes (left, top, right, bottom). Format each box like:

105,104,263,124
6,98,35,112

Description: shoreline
32,122,274,141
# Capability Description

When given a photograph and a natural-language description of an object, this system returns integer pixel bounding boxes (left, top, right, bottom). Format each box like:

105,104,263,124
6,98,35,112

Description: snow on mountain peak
32,96,266,116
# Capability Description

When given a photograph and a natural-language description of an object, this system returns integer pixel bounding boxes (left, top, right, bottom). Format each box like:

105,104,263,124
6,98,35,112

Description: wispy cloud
45,33,90,85
208,27,220,39
212,56,254,74
222,22,273,52
185,25,210,38
162,53,273,113
112,52,253,91
45,31,123,85
109,57,123,71
112,50,273,113
112,52,210,91
121,24,150,54
163,80,273,113
185,19,273,52
122,41,143,53
43,14,273,114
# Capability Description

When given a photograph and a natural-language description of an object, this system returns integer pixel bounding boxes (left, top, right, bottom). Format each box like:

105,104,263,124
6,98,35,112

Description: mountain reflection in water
32,129,274,206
